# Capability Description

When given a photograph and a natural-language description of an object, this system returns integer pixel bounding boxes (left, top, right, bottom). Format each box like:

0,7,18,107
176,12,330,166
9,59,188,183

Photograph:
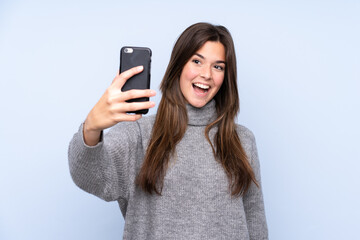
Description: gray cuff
79,122,104,148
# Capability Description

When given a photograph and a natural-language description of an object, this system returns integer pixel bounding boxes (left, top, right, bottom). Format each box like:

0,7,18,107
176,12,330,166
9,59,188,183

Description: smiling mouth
193,83,210,93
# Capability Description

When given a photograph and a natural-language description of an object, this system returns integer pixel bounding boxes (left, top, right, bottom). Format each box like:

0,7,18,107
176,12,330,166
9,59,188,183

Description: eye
214,65,225,71
192,59,201,64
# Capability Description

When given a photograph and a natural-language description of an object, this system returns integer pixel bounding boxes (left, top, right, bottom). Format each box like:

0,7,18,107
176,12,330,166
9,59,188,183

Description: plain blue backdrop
1,0,359,239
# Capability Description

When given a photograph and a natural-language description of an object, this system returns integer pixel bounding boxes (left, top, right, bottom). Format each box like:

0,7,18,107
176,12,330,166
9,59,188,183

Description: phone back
120,46,152,114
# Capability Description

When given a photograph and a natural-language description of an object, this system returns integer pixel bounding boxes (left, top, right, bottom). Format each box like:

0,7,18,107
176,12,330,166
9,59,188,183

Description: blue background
1,0,359,239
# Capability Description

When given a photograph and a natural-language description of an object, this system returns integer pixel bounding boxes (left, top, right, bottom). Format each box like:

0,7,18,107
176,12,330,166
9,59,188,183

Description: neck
186,100,217,126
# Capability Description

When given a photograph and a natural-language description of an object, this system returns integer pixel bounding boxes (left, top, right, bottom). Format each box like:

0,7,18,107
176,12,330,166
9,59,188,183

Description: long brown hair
136,22,258,196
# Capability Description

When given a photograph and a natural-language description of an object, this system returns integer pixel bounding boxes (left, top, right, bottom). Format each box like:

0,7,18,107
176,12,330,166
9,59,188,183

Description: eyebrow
195,53,226,64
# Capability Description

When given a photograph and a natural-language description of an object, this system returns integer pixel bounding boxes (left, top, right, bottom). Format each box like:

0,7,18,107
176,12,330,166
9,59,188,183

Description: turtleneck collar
186,100,217,126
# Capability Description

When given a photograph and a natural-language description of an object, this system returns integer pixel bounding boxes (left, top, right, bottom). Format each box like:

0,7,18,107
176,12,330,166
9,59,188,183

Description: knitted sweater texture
68,100,268,239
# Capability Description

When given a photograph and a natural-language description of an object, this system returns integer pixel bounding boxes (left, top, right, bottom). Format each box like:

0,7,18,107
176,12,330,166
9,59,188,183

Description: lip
193,82,211,88
192,82,211,97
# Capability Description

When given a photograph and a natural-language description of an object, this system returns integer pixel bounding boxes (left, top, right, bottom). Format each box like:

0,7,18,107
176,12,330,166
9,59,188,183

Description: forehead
196,41,226,62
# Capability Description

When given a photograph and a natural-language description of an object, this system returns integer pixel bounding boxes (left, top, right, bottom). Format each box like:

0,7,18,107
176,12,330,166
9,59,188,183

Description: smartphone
119,46,152,114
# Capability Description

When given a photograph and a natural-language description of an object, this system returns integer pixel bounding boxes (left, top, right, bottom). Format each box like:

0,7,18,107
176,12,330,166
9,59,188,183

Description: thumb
111,65,144,90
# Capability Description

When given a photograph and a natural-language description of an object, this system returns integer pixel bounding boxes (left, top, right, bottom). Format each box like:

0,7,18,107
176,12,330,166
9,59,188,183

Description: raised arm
68,66,156,202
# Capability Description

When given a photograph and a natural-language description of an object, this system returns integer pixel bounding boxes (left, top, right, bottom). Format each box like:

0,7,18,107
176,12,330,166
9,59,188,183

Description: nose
200,65,212,80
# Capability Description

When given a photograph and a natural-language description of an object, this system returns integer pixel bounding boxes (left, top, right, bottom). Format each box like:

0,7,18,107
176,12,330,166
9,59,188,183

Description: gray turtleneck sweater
68,101,268,239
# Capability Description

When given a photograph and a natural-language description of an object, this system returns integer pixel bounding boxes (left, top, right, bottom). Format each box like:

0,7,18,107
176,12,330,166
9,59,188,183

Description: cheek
213,73,225,88
182,65,198,81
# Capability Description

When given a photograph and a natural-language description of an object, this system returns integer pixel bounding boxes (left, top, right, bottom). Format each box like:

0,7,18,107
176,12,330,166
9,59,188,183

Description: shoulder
136,114,156,139
104,115,155,144
235,124,258,163
104,115,156,152
110,114,156,133
137,114,156,130
235,124,256,145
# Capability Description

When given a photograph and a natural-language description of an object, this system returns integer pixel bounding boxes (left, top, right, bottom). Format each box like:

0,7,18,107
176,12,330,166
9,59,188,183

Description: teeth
193,83,210,89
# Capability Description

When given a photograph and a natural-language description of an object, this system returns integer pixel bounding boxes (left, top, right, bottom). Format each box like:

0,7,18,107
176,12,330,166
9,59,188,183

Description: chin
188,99,208,108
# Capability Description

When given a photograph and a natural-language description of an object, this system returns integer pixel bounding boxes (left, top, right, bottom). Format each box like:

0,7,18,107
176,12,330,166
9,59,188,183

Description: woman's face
179,41,226,108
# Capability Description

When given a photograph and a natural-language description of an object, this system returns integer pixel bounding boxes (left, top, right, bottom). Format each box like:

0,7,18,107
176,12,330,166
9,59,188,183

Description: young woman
69,22,268,239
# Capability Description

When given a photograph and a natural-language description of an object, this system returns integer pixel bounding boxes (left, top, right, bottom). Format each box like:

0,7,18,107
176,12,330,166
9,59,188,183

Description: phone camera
124,48,133,53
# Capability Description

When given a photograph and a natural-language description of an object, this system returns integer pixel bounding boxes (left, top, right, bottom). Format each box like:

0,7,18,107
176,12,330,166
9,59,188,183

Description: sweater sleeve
242,130,269,240
68,121,142,202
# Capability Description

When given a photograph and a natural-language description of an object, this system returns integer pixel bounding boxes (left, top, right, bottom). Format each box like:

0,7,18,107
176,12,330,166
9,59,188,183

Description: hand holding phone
83,60,156,146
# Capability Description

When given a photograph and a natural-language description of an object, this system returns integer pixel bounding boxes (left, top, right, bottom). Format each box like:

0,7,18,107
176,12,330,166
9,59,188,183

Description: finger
114,114,142,122
118,89,156,102
106,89,156,104
111,66,144,89
111,101,156,113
